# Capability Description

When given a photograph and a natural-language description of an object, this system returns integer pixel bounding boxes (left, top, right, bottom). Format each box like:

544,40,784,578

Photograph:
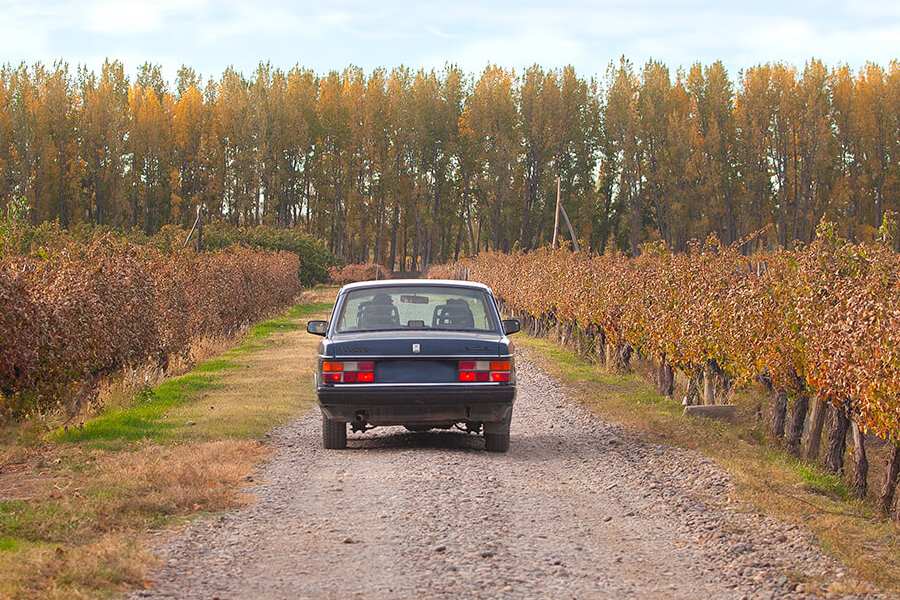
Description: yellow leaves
436,240,900,442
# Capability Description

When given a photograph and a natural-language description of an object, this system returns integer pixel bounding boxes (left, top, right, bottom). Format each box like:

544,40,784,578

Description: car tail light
458,359,512,383
321,360,375,384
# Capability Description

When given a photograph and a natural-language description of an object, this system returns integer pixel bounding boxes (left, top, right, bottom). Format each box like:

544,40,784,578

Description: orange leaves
433,240,900,442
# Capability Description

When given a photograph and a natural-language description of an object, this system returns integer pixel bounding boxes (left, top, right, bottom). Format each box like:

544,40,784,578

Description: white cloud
0,0,895,80
82,0,210,34
437,27,587,73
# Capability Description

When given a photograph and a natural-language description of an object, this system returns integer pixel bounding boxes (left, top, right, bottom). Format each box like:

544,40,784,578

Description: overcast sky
2,0,898,81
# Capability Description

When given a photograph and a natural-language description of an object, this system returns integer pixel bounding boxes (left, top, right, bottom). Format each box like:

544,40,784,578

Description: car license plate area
375,359,458,383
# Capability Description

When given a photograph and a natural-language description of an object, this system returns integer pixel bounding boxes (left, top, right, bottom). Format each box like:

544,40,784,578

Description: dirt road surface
134,359,866,600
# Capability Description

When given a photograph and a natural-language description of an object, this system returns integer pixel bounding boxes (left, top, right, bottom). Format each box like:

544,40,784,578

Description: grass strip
516,334,900,596
0,291,336,599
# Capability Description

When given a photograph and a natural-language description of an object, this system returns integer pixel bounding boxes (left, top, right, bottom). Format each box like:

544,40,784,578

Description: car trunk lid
327,331,505,384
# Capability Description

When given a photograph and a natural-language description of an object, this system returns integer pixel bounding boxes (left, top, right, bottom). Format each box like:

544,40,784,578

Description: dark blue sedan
306,280,520,452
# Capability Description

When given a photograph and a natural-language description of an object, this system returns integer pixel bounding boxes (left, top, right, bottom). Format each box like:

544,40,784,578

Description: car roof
339,279,491,293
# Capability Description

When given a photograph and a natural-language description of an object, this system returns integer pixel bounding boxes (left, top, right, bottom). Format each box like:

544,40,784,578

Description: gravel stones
132,357,878,600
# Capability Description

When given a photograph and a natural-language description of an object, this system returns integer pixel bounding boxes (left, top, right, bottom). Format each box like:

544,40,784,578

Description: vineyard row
428,228,900,516
0,238,301,420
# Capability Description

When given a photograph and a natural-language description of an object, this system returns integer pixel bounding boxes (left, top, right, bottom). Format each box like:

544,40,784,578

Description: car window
335,286,498,333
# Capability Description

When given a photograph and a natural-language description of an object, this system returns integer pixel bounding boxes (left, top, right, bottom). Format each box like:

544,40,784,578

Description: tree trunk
805,397,828,461
665,363,675,397
771,389,788,439
786,393,809,456
702,361,716,405
684,368,702,406
606,342,631,373
824,408,850,474
879,444,900,516
620,344,633,371
850,421,868,499
605,343,616,370
657,357,674,398
594,329,606,365
656,358,666,394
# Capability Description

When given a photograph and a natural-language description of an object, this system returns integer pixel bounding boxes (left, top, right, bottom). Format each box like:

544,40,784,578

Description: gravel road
134,356,870,600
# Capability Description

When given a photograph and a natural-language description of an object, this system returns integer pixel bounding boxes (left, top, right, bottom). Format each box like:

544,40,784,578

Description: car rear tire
484,431,510,452
322,417,347,449
484,416,511,453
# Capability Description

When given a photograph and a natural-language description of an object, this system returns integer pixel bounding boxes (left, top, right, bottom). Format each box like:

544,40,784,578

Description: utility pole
551,176,561,248
559,203,581,252
184,205,204,250
550,176,581,252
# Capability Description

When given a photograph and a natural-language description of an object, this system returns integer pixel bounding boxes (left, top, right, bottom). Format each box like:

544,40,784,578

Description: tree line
0,58,897,268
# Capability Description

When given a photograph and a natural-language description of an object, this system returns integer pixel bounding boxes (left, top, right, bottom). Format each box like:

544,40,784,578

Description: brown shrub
0,238,300,419
328,262,390,284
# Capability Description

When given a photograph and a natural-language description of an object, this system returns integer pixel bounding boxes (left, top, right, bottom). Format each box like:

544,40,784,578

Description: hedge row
0,238,300,419
3,220,337,287
328,263,390,285
428,229,900,511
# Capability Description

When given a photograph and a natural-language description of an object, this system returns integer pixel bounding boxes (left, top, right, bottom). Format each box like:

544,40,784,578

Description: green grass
54,373,221,446
792,461,851,500
0,537,21,552
193,358,238,373
53,299,334,447
517,336,626,384
0,499,73,544
231,301,333,354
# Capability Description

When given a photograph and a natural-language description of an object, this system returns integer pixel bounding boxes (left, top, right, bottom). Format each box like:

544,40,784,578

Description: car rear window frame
333,285,501,335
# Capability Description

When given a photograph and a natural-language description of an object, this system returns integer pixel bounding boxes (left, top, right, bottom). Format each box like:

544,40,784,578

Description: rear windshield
335,286,498,333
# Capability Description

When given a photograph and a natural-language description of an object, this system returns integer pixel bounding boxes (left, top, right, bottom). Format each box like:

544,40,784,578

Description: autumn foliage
1,59,897,272
430,232,900,443
0,238,300,419
328,263,390,285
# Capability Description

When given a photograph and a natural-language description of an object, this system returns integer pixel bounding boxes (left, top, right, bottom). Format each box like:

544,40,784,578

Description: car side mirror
502,319,521,335
307,320,328,336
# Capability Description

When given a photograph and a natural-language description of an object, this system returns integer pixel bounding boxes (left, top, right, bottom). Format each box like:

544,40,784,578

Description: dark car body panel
325,330,509,359
317,384,515,425
314,280,516,428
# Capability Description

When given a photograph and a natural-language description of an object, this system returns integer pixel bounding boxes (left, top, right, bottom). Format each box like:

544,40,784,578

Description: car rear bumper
317,384,515,425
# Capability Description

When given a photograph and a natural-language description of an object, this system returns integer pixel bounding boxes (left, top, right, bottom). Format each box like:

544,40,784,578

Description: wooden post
184,205,203,249
551,176,561,248
879,444,900,515
824,407,850,474
195,205,204,251
850,421,868,499
771,389,788,439
702,361,716,405
559,203,581,252
805,396,828,461
683,368,702,406
786,392,810,456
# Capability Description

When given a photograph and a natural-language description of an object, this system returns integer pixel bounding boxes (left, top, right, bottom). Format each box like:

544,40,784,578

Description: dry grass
0,288,337,599
0,534,150,600
0,441,266,599
517,334,900,596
